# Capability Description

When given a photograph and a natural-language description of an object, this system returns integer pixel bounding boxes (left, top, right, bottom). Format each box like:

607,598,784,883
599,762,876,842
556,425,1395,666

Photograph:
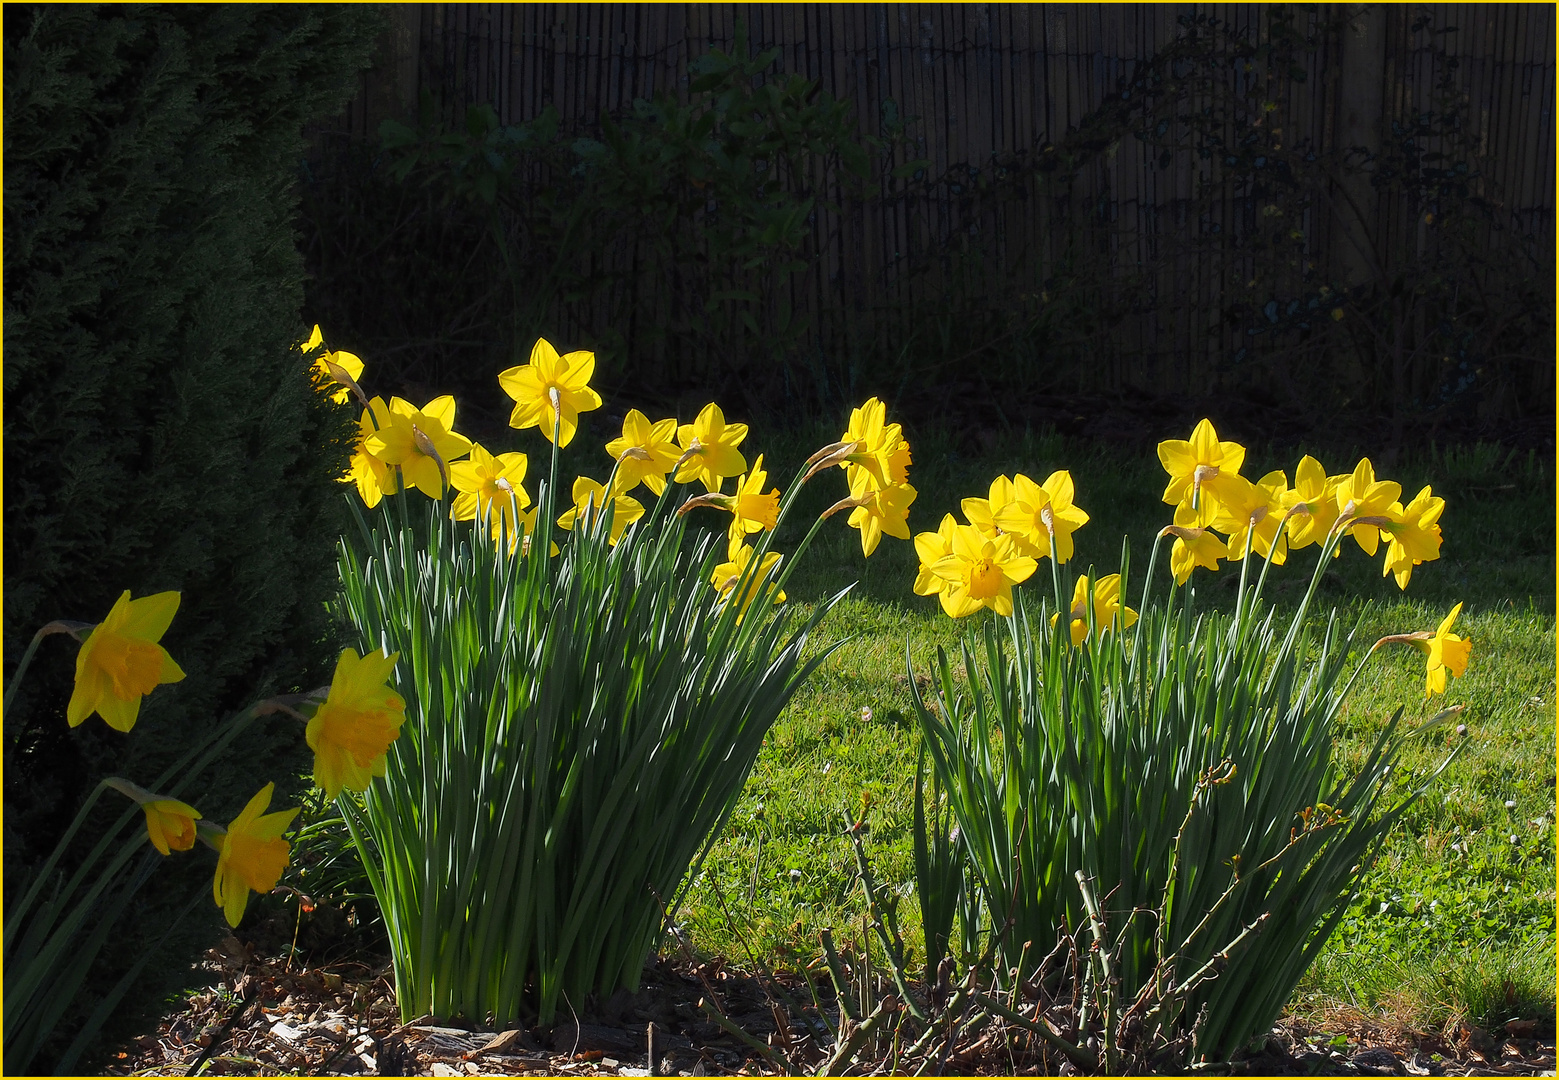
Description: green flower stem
1232,526,1257,631
1138,530,1168,616
4,621,95,750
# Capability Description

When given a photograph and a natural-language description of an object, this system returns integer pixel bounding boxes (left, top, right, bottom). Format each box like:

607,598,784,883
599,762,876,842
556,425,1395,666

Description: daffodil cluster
1153,418,1470,696
903,417,1472,694
28,543,407,929
328,319,920,623
912,469,1091,621
1155,418,1445,590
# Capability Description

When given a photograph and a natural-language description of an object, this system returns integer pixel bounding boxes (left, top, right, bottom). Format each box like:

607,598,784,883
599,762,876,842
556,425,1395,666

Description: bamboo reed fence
307,4,1554,414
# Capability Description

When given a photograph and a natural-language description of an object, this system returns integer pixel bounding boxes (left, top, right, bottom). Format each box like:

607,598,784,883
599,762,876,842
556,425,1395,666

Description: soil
105,917,1555,1078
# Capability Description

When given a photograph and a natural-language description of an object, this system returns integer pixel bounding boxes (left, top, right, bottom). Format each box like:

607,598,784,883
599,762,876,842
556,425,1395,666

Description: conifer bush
3,4,382,1065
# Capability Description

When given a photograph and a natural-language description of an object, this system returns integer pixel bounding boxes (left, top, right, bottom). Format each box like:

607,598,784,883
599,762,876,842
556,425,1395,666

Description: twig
819,928,862,1022
697,997,798,1075
847,826,928,1021
823,996,898,1076
966,989,1098,1073
184,983,260,1077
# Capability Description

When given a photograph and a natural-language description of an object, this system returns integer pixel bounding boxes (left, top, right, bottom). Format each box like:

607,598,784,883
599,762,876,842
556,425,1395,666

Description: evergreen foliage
3,3,383,1066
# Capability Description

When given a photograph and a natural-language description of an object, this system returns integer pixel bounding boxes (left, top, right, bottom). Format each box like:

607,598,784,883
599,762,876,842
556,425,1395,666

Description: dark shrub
4,3,383,1067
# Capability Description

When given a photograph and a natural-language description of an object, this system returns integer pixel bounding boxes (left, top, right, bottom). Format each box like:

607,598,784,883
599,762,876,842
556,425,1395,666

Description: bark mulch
107,930,1555,1077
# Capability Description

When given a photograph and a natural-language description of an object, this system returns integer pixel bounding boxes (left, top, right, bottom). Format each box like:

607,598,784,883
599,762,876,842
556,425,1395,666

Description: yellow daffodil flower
346,396,400,508
1213,470,1290,565
300,325,365,405
675,403,749,491
719,454,782,544
1279,455,1345,551
498,337,603,448
960,475,1016,541
1163,502,1230,584
1381,484,1444,590
1416,602,1471,696
1157,418,1247,525
144,798,201,855
913,513,960,598
557,476,645,545
992,470,1090,564
365,396,474,499
846,469,916,557
1333,458,1402,556
451,443,531,551
66,590,187,732
306,648,406,800
213,782,298,928
930,524,1037,618
1051,573,1139,646
838,397,912,492
605,410,681,495
710,542,786,622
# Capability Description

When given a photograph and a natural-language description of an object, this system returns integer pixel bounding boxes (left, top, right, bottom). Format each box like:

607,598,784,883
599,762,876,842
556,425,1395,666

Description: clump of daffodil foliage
329,334,918,1026
4,530,408,1074
908,417,1468,1069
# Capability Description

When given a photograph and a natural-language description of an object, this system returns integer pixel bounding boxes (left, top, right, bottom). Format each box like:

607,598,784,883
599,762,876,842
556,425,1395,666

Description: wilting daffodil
499,337,603,447
306,648,406,800
1280,455,1345,551
1334,458,1402,556
605,410,681,495
105,777,202,854
1381,484,1444,590
846,470,916,558
365,396,473,498
675,403,749,491
451,444,531,550
558,476,645,545
1052,573,1139,647
1163,502,1230,585
67,590,186,732
346,396,400,508
144,798,202,855
1213,470,1290,565
1419,602,1471,696
839,397,912,492
1157,418,1247,525
711,542,786,622
213,782,297,928
930,524,1037,618
301,325,365,406
913,514,960,598
992,470,1090,563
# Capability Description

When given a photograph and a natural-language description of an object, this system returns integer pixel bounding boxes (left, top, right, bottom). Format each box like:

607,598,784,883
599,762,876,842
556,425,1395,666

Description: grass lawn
674,423,1555,1034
